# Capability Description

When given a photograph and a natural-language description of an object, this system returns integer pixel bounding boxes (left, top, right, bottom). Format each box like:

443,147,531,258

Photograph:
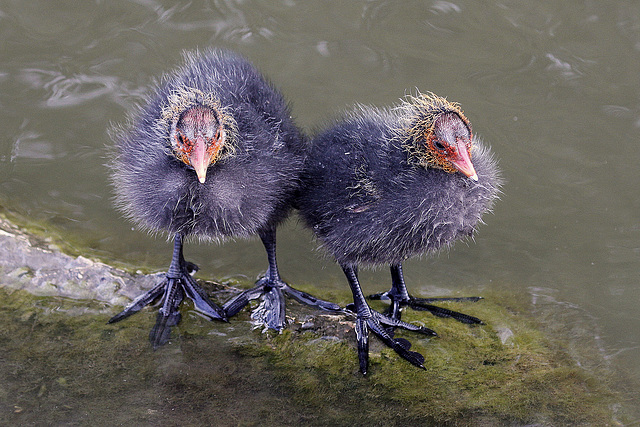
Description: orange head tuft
400,92,477,181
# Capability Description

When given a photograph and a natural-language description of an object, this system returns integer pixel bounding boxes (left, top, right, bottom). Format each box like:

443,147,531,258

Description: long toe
149,309,182,349
108,281,166,324
282,283,342,312
408,298,483,325
372,310,437,336
149,279,184,348
412,296,483,303
355,315,370,374
182,273,227,321
223,279,268,318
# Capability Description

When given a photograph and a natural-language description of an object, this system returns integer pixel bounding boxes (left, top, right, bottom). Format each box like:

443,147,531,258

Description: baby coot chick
297,92,501,373
109,49,339,348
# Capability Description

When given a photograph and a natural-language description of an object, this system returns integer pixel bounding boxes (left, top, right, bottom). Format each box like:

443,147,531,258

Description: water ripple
18,68,127,109
12,131,61,161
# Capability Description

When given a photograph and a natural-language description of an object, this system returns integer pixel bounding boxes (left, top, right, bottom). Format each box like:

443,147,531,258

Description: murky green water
1,0,639,424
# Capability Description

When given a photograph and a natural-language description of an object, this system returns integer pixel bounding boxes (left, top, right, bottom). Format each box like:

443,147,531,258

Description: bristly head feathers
156,85,239,161
395,91,473,173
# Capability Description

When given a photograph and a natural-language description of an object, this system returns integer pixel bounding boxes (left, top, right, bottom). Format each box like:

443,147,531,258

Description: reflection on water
1,0,639,423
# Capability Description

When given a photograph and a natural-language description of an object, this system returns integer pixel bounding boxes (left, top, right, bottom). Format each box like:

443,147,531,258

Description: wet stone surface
0,215,164,306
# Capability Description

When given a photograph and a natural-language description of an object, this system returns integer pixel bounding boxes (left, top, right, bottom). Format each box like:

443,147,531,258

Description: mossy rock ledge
0,214,624,425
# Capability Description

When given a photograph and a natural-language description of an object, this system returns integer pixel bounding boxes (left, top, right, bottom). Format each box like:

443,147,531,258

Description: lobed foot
108,262,226,348
346,304,436,375
224,274,343,330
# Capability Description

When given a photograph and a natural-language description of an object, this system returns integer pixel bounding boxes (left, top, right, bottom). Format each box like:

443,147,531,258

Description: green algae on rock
0,212,624,425
232,294,620,425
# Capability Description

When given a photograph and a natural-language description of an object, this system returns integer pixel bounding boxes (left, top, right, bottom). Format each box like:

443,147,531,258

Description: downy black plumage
109,49,339,347
297,92,501,373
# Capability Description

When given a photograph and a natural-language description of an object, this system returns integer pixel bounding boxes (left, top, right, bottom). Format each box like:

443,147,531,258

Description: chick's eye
176,131,193,152
433,140,446,151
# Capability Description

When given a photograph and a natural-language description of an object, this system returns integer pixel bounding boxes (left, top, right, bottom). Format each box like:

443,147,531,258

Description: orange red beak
190,136,210,184
450,139,478,181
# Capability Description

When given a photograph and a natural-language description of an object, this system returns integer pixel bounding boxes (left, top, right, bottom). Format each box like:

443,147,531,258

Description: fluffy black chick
297,92,501,373
108,49,339,347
